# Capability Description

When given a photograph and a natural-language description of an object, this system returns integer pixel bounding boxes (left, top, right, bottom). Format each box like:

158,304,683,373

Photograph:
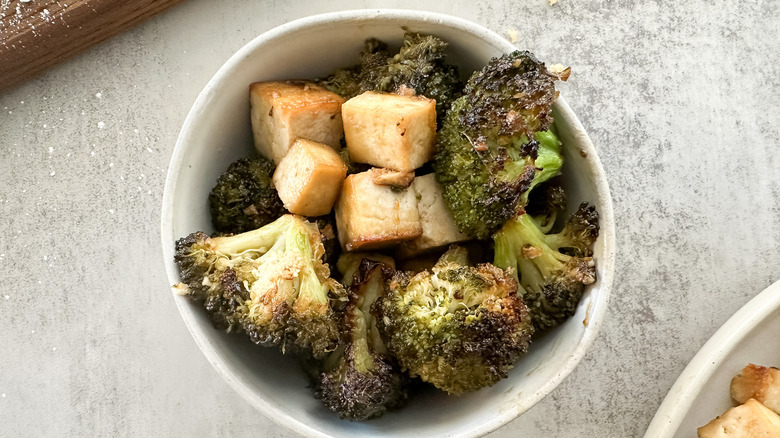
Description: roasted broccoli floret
209,156,286,234
317,256,408,421
174,215,346,358
375,246,534,395
433,51,558,238
493,204,599,331
318,32,463,122
318,37,387,98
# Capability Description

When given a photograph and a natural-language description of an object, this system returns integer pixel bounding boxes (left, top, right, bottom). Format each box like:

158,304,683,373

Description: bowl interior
162,10,614,438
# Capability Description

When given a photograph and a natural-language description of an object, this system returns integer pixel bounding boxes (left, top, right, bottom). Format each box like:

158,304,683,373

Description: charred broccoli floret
173,231,248,332
174,215,346,358
317,256,408,421
546,203,600,257
433,51,558,238
375,246,534,395
209,156,286,234
493,204,599,331
318,32,463,122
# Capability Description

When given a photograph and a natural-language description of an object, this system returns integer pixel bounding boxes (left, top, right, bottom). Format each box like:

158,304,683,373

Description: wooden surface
0,0,186,93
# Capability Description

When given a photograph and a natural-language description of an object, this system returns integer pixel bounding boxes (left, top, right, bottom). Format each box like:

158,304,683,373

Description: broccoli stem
531,130,563,189
495,214,571,293
544,233,571,253
351,314,373,373
288,223,329,306
210,216,291,255
493,234,520,282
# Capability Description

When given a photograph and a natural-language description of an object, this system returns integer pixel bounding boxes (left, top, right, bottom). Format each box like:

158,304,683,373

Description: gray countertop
2,1,779,436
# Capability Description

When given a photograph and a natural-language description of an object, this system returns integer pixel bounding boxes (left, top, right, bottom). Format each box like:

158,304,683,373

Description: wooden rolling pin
0,0,186,94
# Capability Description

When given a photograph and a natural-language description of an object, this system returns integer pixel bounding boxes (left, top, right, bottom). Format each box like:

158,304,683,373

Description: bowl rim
161,9,616,438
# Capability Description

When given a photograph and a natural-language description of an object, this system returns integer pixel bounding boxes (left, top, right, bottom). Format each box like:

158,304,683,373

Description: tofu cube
272,139,347,217
342,91,436,172
731,364,780,414
335,169,422,251
250,81,345,164
398,173,470,256
698,398,780,437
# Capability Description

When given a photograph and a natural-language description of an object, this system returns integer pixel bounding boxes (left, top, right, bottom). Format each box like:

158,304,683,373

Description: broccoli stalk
521,130,563,207
174,215,346,358
209,156,286,234
317,257,408,421
493,204,599,331
375,246,534,395
433,51,559,238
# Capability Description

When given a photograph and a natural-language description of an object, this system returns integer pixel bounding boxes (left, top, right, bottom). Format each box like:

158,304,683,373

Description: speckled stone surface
1,1,779,436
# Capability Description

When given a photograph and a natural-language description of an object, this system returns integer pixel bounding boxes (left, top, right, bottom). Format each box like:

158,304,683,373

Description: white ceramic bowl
161,9,615,438
644,280,780,438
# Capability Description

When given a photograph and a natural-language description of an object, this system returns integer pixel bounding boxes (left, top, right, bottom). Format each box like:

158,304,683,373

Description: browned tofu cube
335,169,422,251
342,91,436,172
698,398,780,437
272,139,347,216
250,81,345,164
398,173,470,256
731,364,780,414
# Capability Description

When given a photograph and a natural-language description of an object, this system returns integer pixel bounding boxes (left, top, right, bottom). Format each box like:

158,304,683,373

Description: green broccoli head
209,156,286,234
375,246,534,395
460,51,556,142
493,204,599,331
545,203,600,257
433,51,558,239
317,257,408,421
384,32,463,120
318,32,464,123
433,98,536,240
174,215,346,358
